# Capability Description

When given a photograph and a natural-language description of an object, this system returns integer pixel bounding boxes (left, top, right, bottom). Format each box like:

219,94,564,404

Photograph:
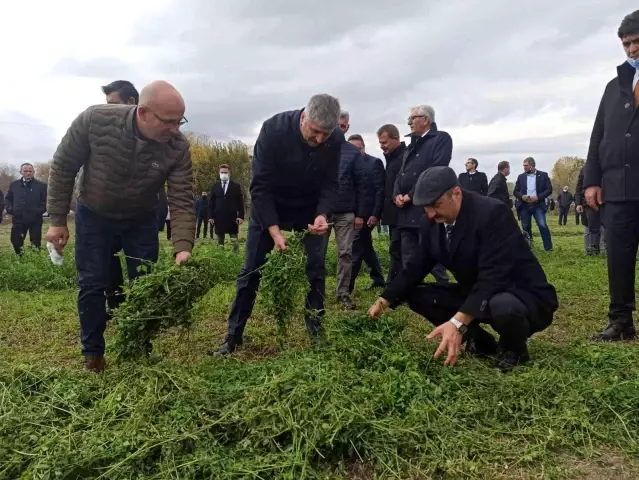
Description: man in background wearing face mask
556,186,574,226
584,9,639,342
208,164,244,253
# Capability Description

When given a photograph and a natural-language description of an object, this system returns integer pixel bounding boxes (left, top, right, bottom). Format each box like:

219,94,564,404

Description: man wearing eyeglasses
393,104,452,284
46,80,195,372
584,9,639,342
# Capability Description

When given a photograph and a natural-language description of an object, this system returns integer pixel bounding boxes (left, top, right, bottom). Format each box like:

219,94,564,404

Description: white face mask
220,173,229,182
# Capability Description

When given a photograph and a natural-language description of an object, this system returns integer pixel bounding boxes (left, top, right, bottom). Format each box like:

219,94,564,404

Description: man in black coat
209,164,245,254
347,134,386,294
5,163,47,254
556,186,574,226
513,157,553,252
487,161,512,208
196,191,210,239
0,188,4,223
368,167,558,372
377,124,405,282
394,104,452,284
214,94,341,356
584,9,639,341
458,158,488,195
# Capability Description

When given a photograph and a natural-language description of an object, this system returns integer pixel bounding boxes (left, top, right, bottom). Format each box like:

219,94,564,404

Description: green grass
0,218,638,479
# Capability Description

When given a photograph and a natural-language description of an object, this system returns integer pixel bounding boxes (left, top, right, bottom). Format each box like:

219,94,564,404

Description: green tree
550,156,585,195
0,163,17,193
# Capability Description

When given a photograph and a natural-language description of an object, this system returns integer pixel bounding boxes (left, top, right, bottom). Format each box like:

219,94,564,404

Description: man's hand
209,218,215,225
522,195,529,202
394,195,405,208
427,321,464,366
175,251,191,265
402,194,411,204
585,186,603,211
308,215,329,235
368,297,390,319
529,196,538,203
46,226,69,255
236,218,244,225
268,225,288,250
367,216,378,228
576,205,584,214
354,217,364,230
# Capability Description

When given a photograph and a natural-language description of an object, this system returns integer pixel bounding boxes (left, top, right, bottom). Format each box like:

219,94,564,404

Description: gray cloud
0,112,58,165
12,0,637,174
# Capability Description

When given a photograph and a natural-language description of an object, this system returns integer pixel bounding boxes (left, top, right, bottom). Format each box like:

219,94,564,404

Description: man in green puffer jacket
46,80,196,372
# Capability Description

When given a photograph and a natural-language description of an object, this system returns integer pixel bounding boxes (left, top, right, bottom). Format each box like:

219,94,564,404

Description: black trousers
349,225,385,292
558,207,569,226
603,202,639,326
227,219,326,340
105,237,125,311
399,228,449,283
10,219,43,254
388,226,402,283
196,216,209,238
406,283,531,351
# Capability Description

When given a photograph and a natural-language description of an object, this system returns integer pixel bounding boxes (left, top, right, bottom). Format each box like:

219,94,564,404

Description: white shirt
421,129,431,138
526,173,537,197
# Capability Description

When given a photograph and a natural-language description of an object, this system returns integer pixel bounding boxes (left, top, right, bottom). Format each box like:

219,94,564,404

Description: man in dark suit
208,164,245,253
458,158,488,195
556,186,574,226
347,134,386,294
5,163,48,254
487,161,512,208
368,167,558,372
513,157,553,252
377,124,405,282
584,9,639,341
394,104,452,283
196,191,210,239
214,94,341,356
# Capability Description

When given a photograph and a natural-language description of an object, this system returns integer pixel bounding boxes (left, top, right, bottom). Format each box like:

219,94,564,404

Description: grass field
1,217,638,479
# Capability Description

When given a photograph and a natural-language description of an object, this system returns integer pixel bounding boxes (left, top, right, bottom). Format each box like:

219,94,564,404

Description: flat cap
413,166,460,206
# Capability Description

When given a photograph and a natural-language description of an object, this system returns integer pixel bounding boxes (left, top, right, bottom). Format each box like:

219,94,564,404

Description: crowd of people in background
0,8,637,374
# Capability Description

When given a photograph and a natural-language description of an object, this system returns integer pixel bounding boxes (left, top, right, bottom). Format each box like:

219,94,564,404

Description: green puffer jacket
47,104,195,253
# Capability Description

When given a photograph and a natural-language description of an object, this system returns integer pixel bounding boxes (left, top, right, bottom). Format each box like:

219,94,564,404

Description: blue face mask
627,57,639,69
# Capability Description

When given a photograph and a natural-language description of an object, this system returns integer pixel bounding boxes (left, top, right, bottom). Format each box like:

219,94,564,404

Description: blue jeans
227,218,326,340
520,204,553,251
75,204,159,356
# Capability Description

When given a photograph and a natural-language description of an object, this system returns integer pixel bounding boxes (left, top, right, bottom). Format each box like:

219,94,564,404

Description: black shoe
338,295,356,310
213,336,242,357
591,324,636,342
465,329,499,358
493,346,530,373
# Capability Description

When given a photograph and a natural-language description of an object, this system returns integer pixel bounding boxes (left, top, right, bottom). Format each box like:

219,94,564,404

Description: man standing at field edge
46,80,195,372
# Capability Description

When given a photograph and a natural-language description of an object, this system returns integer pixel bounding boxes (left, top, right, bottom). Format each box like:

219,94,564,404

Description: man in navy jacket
347,134,386,294
394,104,452,283
214,94,341,356
513,157,553,252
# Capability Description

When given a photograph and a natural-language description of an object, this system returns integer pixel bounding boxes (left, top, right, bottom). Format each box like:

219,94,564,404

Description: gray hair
306,94,341,130
339,110,349,121
412,104,436,122
524,156,536,167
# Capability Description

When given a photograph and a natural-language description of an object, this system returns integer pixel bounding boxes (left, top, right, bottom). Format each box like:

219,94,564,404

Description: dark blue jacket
382,142,405,226
513,170,552,210
393,124,453,228
333,140,369,216
365,154,385,219
250,109,341,228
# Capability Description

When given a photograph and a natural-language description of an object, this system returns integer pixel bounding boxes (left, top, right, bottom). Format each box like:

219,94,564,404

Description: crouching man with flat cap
368,166,558,372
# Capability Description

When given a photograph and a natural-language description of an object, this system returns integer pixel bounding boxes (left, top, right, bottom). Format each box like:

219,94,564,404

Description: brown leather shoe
83,355,106,373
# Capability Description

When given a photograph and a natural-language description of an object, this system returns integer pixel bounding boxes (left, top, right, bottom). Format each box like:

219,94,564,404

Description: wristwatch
449,317,468,335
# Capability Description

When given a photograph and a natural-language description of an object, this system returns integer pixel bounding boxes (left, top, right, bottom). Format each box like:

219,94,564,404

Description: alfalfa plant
110,258,216,360
260,231,309,348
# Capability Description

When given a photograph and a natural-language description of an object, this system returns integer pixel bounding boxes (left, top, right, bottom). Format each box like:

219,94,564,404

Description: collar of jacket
405,122,439,144
384,142,406,162
616,61,636,94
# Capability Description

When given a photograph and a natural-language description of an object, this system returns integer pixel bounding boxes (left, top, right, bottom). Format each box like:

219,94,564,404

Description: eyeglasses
407,115,426,123
148,108,188,127
622,38,639,48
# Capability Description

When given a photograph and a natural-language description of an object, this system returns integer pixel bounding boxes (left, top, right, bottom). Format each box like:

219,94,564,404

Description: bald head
137,80,187,142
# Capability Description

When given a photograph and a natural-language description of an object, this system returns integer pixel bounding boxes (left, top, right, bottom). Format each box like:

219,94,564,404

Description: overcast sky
0,0,634,176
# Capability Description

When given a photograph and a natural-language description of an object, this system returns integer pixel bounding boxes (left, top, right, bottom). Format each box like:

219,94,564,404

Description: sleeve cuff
173,240,193,254
50,214,68,227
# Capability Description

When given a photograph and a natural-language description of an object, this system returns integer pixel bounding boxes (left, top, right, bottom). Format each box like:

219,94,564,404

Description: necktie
445,224,454,251
635,78,639,107
222,181,227,194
